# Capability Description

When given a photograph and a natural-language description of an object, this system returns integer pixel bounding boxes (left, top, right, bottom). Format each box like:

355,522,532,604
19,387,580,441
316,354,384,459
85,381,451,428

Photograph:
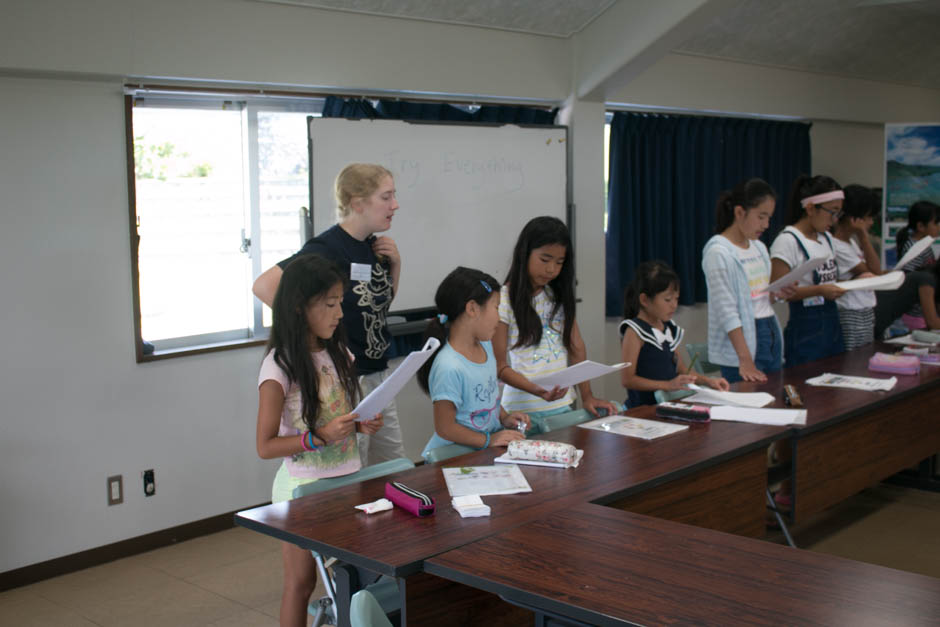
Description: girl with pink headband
769,175,846,366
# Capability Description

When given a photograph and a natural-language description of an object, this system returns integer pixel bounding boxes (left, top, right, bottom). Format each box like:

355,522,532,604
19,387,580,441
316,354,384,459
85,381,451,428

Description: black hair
503,216,575,352
266,254,360,432
622,260,680,320
787,174,842,225
417,267,499,394
714,178,777,233
896,200,939,255
839,184,880,221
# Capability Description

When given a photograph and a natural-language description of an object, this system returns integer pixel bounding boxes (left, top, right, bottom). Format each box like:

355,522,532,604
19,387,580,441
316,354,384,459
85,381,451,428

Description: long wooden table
426,503,940,627
736,341,940,523
236,406,786,625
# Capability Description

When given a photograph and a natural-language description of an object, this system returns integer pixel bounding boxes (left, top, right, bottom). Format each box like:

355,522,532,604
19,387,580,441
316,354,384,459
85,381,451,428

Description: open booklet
682,383,775,408
763,255,829,293
708,406,807,426
577,415,688,440
530,360,630,389
834,270,904,292
442,465,533,498
351,337,439,421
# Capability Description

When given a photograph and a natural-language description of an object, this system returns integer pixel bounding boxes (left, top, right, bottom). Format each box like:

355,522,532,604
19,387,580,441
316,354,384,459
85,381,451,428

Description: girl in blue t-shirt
620,261,728,407
418,267,531,459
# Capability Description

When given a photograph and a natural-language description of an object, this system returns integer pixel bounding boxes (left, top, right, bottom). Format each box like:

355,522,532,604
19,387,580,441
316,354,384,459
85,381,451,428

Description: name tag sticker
350,262,372,282
802,295,824,307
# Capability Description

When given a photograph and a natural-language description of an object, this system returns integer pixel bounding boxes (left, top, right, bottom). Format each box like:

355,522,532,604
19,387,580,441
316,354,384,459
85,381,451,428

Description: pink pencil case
868,352,920,375
385,481,435,518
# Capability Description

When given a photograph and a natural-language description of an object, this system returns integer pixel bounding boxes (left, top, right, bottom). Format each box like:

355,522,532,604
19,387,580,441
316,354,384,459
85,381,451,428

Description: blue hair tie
480,280,492,293
437,313,448,324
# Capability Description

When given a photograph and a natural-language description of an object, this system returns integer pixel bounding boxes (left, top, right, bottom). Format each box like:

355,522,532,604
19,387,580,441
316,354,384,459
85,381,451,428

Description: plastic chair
685,342,721,376
423,443,476,463
292,457,414,627
654,388,696,404
537,408,592,433
350,589,394,627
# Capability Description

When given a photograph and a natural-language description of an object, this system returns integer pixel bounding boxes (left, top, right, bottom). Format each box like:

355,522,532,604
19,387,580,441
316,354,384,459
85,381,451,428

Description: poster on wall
884,123,940,267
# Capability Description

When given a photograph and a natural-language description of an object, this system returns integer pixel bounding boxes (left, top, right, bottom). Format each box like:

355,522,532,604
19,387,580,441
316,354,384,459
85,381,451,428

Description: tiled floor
2,482,938,626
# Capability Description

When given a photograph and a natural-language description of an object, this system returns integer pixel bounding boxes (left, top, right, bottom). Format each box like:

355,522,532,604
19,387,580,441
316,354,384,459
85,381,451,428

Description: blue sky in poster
886,125,940,166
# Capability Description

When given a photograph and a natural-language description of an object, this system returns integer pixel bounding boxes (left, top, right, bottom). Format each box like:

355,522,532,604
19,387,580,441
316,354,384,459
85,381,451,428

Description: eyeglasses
816,205,844,220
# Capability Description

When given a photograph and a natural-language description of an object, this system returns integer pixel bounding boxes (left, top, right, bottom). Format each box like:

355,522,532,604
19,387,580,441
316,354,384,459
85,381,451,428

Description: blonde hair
334,163,393,221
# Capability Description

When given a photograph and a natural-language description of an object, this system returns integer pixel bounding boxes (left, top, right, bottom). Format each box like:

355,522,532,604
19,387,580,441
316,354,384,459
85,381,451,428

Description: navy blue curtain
605,112,811,316
322,95,557,124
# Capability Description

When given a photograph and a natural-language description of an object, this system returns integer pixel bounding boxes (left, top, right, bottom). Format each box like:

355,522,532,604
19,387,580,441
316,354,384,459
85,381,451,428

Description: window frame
124,90,323,362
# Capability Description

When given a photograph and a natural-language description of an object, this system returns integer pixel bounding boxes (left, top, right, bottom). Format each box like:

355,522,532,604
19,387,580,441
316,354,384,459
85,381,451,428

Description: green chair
423,443,476,463
685,342,721,376
292,457,414,627
537,408,592,433
350,589,394,627
654,388,695,404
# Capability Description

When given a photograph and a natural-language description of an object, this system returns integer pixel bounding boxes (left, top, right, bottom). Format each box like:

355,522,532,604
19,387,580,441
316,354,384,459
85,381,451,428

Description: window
126,91,323,360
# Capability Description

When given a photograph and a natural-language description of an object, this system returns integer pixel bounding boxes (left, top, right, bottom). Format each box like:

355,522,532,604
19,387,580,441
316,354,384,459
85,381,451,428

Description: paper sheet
442,465,533,498
577,415,688,440
764,255,829,293
683,383,775,408
529,360,630,389
351,337,439,421
709,406,807,426
834,270,904,292
494,449,584,469
893,235,935,270
805,372,897,392
883,335,937,347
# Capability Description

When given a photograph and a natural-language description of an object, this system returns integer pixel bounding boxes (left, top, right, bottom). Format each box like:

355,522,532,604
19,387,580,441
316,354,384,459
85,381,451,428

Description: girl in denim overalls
769,175,847,367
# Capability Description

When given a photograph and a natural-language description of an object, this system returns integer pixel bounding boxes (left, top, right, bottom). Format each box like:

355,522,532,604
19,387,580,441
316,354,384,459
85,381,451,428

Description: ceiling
254,0,940,90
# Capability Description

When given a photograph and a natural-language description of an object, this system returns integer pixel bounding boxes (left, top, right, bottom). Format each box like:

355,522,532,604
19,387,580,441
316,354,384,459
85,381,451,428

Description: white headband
801,190,844,208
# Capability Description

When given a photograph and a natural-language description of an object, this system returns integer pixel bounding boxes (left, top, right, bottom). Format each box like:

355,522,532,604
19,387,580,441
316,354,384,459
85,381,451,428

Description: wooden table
426,503,940,627
735,342,940,522
236,407,787,624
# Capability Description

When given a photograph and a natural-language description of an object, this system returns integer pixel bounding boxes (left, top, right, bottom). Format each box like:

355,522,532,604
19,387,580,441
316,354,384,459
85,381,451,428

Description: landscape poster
884,124,940,266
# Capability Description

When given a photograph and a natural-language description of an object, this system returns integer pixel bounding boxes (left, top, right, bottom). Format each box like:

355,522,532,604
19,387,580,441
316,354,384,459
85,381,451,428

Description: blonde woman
253,163,405,464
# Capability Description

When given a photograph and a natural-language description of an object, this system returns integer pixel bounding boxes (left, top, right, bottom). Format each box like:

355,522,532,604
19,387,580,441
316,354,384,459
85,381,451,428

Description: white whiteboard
308,117,568,312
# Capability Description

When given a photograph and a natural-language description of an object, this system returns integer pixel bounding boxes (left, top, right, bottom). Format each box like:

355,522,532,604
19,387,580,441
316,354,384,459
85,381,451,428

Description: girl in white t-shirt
493,217,617,433
831,185,882,350
770,175,847,367
255,254,383,627
702,178,792,383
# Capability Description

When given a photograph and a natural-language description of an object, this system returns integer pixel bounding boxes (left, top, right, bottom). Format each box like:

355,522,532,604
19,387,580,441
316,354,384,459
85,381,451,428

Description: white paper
351,337,440,421
577,415,688,440
892,235,935,270
684,383,775,408
529,360,630,389
451,495,491,518
709,406,807,426
834,270,904,292
805,372,897,392
493,449,584,469
441,465,533,498
883,334,937,347
764,255,829,293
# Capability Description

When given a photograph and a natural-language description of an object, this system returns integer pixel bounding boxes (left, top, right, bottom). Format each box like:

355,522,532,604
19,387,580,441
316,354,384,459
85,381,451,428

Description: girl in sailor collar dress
620,261,729,408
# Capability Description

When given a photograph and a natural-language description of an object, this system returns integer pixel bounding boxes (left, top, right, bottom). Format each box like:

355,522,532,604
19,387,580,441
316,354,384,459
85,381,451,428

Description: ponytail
898,201,940,255
714,178,776,233
417,267,499,394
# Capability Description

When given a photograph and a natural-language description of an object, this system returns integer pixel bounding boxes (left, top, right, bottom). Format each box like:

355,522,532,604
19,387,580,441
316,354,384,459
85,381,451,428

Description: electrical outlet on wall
108,475,123,505
143,469,155,496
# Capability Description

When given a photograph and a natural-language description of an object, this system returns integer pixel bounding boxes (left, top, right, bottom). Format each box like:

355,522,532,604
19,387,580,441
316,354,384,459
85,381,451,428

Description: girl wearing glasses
769,174,846,366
